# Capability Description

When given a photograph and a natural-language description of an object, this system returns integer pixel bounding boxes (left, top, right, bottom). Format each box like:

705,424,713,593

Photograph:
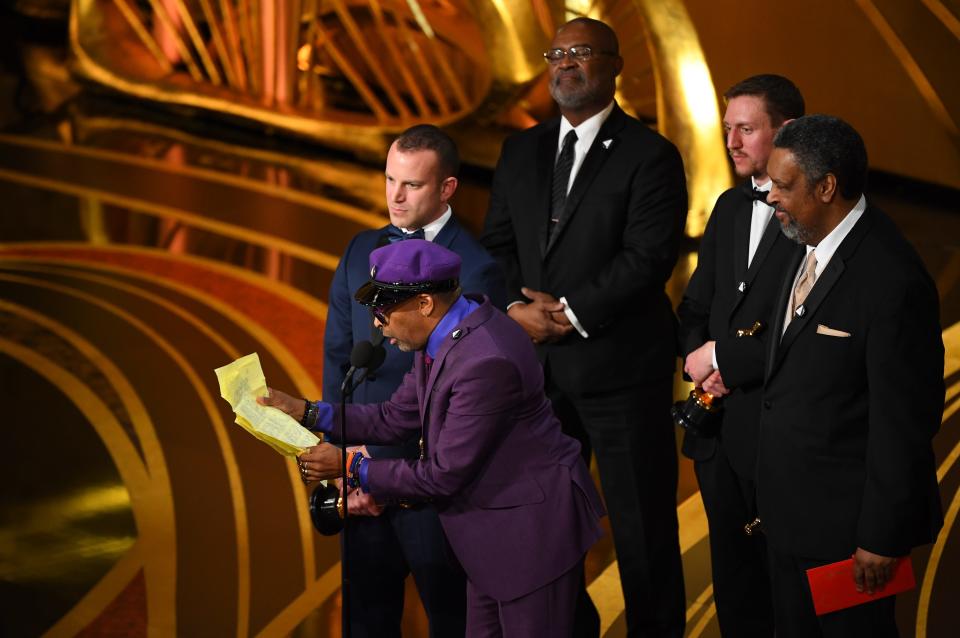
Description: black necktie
750,187,769,204
550,130,578,235
387,226,426,243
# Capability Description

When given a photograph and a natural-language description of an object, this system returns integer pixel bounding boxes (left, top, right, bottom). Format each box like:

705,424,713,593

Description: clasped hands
257,387,384,516
508,287,575,344
684,340,730,397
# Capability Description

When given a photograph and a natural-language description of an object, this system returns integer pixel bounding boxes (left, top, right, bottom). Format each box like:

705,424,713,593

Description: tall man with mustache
482,17,688,637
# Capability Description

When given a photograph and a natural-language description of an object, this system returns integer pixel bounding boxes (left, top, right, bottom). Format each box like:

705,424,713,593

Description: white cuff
711,342,718,370
559,297,589,338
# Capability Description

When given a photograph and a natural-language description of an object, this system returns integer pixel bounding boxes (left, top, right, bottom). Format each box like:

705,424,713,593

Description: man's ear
817,173,838,203
419,293,435,317
439,176,458,203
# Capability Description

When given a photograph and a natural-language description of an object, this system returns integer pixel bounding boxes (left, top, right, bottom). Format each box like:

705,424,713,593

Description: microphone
340,340,376,394
354,341,386,386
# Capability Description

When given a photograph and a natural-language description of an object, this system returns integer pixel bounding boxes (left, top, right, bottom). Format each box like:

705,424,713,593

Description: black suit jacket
676,183,802,475
481,104,688,392
758,205,944,559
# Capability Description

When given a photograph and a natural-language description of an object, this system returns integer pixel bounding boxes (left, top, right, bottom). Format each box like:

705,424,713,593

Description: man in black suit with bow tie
760,115,943,637
482,17,688,637
677,74,804,637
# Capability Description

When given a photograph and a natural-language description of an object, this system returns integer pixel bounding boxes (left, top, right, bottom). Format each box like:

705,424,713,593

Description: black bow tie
750,187,769,204
387,226,426,243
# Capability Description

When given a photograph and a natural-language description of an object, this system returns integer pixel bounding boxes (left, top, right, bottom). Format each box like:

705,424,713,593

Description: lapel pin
738,281,747,293
795,305,806,317
452,329,463,340
602,139,613,149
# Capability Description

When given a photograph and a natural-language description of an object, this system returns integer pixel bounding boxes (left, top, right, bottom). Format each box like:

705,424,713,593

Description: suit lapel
765,246,803,381
537,122,561,257
544,106,626,257
418,300,491,427
433,214,461,248
731,194,751,294
729,211,782,320
767,208,875,378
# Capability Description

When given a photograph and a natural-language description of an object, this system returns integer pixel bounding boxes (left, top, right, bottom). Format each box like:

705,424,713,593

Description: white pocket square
816,324,851,337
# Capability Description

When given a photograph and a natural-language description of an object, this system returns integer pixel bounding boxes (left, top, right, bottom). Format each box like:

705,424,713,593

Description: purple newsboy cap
354,239,461,307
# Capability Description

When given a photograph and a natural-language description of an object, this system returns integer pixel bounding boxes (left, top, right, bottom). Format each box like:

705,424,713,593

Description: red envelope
806,556,915,616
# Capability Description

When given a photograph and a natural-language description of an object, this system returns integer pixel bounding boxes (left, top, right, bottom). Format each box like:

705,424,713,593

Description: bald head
558,17,620,56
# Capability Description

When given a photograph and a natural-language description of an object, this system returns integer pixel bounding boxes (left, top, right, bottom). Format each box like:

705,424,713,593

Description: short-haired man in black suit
760,115,944,637
677,74,804,637
482,17,688,638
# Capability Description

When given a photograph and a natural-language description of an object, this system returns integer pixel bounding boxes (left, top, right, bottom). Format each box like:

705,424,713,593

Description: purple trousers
465,556,582,638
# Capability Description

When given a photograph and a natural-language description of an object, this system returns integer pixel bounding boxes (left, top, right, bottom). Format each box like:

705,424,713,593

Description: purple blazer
333,296,605,601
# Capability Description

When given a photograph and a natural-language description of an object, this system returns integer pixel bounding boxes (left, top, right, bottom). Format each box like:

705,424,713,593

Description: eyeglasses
542,46,614,64
371,305,394,325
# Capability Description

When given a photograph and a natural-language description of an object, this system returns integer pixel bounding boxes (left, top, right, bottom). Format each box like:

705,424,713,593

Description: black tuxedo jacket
481,104,688,392
758,205,944,559
676,183,802,475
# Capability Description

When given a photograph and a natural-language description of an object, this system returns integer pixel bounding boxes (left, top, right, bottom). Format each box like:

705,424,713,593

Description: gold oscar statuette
671,320,765,438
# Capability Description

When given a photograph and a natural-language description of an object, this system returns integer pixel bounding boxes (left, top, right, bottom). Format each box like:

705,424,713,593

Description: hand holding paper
853,547,898,594
214,353,320,456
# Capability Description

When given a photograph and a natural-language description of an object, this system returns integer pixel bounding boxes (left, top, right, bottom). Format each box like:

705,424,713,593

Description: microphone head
366,345,387,373
349,340,376,368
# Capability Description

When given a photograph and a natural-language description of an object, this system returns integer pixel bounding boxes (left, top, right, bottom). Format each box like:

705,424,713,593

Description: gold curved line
0,336,150,489
0,134,386,230
0,299,178,636
4,262,240,360
587,490,709,633
0,256,321,585
921,0,960,41
68,116,383,206
687,601,717,638
41,540,143,638
855,0,959,136
0,337,160,635
0,242,329,324
254,562,342,638
0,167,342,271
917,479,960,638
0,272,251,637
915,319,960,636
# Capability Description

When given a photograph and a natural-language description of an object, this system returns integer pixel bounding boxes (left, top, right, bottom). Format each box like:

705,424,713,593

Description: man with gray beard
482,17,688,638
760,115,943,637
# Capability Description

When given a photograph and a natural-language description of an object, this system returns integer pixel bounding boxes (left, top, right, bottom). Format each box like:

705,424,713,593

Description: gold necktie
791,250,818,315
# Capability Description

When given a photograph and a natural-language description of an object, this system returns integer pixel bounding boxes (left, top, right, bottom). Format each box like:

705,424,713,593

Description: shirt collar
558,101,616,155
751,176,772,192
425,294,480,358
400,205,452,243
808,195,867,274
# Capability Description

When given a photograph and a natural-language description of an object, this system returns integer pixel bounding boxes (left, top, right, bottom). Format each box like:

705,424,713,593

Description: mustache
551,69,585,86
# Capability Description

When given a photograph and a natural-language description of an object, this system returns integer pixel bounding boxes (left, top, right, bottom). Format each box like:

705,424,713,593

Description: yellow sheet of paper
214,353,319,457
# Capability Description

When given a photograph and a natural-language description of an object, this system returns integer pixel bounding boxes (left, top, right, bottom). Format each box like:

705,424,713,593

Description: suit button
763,401,772,409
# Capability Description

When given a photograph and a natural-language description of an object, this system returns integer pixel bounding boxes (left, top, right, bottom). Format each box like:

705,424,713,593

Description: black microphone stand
335,338,384,638
338,371,356,638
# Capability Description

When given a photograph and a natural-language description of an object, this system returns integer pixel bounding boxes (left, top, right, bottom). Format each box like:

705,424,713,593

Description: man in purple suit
262,240,605,636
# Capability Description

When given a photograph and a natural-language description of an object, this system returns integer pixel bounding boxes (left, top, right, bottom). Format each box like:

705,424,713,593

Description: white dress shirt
781,195,867,333
400,205,452,242
556,101,617,338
